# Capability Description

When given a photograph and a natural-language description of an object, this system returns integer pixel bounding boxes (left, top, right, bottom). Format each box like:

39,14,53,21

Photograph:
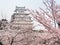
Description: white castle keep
10,6,33,30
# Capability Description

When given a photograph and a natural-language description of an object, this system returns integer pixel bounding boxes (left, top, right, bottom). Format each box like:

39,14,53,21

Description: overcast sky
0,0,60,21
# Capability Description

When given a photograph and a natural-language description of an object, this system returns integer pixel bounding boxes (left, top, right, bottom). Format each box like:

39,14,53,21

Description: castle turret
0,19,8,30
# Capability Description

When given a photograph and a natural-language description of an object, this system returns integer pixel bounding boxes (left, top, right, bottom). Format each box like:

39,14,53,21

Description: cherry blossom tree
29,0,60,44
30,0,60,33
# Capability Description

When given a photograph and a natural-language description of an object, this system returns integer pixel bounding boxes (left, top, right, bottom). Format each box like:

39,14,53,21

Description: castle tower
0,19,8,30
10,6,33,30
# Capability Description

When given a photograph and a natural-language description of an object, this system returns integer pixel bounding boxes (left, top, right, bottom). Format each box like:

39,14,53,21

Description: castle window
0,24,1,27
0,22,2,27
58,22,60,28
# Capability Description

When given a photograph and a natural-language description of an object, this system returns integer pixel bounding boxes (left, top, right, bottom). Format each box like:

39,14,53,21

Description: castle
10,6,33,30
0,6,33,30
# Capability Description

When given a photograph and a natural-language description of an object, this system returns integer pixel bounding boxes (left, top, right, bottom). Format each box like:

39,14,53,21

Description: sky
0,0,42,21
0,0,60,21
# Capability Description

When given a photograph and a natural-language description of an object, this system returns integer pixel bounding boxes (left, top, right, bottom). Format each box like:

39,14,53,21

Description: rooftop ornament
14,6,27,13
